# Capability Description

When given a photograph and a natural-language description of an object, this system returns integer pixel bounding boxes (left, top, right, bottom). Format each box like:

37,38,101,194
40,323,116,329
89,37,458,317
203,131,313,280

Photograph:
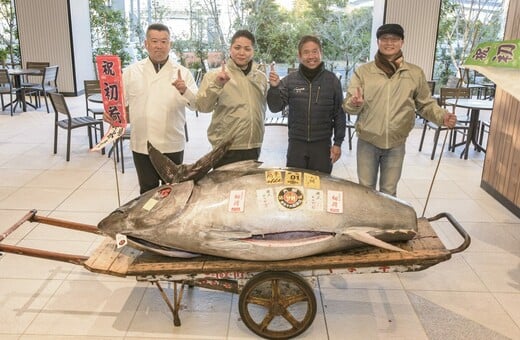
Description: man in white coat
123,23,198,194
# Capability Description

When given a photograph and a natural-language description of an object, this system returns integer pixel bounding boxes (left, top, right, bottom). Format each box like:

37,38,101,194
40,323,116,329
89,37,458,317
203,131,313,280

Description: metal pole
421,94,460,217
112,140,122,207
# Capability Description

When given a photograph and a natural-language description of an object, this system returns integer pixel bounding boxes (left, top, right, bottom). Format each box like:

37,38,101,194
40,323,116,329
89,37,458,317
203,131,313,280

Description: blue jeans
356,138,405,196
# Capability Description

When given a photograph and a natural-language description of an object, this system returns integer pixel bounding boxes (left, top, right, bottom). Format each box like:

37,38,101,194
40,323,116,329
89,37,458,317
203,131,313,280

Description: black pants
133,150,183,194
286,139,332,174
213,148,261,168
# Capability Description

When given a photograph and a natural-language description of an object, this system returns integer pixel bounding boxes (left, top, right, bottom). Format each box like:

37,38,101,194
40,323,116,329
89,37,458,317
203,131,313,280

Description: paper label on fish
228,190,246,212
284,171,302,186
307,189,324,211
256,188,276,209
143,198,158,211
277,187,304,209
115,233,128,248
327,190,343,213
304,173,321,189
265,170,283,184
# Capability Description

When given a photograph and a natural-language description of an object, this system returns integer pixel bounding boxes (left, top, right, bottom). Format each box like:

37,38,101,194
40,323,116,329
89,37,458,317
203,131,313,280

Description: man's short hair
231,30,255,45
146,23,170,36
298,35,322,53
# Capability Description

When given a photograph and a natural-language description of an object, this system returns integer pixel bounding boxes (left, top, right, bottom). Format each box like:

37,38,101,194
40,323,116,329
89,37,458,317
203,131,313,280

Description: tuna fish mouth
126,236,201,258
242,231,335,246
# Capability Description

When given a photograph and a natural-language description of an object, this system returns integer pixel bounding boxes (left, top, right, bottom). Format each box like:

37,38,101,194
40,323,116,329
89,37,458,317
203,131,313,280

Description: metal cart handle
428,212,471,254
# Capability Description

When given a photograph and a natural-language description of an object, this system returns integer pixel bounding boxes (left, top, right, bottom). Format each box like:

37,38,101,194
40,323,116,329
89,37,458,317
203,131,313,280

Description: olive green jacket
196,59,268,150
343,60,446,149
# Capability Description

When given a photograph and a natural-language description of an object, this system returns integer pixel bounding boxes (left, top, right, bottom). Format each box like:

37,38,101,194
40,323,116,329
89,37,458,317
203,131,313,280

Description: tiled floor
0,95,518,340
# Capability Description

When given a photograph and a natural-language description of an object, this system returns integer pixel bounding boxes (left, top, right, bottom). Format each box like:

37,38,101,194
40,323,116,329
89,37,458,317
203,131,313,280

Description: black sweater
267,64,345,146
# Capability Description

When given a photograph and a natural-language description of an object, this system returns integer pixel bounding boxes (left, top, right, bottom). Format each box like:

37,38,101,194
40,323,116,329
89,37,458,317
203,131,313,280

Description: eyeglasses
378,36,402,43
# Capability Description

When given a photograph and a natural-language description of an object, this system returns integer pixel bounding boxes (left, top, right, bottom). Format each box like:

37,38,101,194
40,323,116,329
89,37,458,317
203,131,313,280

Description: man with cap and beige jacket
343,23,457,196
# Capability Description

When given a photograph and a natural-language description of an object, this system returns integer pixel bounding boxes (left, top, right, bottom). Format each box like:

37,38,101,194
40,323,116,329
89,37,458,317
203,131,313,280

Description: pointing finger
270,61,276,72
221,61,226,72
177,69,182,80
355,87,361,98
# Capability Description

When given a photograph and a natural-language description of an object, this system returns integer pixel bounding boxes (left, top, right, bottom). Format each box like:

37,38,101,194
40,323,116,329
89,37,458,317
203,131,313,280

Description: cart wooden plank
83,217,452,277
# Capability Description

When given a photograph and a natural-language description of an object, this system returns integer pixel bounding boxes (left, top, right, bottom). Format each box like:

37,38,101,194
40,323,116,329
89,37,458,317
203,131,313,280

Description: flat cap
376,24,404,39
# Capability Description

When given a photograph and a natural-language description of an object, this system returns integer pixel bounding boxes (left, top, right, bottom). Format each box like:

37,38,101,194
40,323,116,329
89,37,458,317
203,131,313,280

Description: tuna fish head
98,181,194,241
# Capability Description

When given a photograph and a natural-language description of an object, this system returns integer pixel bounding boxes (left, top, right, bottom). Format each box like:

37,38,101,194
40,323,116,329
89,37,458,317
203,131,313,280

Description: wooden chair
417,80,437,121
459,67,486,98
478,117,491,150
264,115,288,126
83,80,105,119
21,62,50,106
49,92,104,161
418,87,471,159
345,112,357,150
83,80,106,143
427,81,436,96
21,61,49,87
0,68,19,116
112,126,131,173
24,65,59,112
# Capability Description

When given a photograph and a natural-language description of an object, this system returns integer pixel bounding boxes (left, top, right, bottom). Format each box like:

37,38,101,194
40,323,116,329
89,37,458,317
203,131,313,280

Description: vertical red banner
95,55,127,128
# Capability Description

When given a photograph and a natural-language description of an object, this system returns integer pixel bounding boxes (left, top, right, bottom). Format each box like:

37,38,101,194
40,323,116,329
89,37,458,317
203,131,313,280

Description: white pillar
15,0,95,95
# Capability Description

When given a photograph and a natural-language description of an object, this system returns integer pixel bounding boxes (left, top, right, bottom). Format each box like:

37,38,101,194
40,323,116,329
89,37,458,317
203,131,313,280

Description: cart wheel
238,271,316,339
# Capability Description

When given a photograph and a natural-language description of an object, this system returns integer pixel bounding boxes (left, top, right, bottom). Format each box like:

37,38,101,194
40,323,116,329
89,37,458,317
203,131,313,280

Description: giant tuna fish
97,142,418,261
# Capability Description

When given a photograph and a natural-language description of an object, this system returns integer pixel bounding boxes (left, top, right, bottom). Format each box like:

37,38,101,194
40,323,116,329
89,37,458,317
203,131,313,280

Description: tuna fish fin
215,160,263,171
346,231,408,252
147,141,182,183
148,137,233,184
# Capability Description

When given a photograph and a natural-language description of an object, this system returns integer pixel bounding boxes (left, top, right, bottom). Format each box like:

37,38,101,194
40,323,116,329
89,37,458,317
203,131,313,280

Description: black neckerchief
150,56,168,73
374,50,403,78
240,60,253,75
300,62,324,81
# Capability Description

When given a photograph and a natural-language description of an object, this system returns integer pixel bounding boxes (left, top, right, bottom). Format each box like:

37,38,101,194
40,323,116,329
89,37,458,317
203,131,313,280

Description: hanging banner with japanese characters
91,55,127,151
463,39,520,101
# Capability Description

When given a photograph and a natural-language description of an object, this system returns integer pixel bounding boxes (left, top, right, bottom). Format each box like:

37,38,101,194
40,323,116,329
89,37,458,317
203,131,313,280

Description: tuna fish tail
148,137,234,184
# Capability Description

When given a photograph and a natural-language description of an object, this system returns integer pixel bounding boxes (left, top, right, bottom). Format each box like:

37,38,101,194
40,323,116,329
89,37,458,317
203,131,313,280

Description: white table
445,98,494,159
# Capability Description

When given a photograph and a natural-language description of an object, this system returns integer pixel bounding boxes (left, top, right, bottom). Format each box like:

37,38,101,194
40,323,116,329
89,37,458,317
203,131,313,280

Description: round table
7,68,42,112
87,93,102,103
445,98,494,159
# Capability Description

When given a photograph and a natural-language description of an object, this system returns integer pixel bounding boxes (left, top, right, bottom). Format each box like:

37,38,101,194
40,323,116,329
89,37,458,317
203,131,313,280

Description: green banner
464,39,520,69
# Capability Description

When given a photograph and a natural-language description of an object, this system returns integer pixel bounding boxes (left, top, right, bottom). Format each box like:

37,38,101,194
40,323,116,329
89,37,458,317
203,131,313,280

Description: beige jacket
196,59,268,150
343,61,446,149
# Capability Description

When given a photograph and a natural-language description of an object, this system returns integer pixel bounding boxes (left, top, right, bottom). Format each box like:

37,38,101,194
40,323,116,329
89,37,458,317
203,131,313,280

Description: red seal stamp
277,187,304,209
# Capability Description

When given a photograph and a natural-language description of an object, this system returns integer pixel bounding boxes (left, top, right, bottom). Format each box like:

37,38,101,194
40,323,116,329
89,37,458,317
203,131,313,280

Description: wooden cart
0,210,470,340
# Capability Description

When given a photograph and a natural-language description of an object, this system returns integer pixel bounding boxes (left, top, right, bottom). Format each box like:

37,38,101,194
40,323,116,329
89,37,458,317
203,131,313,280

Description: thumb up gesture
215,61,231,87
268,62,280,87
172,69,187,95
